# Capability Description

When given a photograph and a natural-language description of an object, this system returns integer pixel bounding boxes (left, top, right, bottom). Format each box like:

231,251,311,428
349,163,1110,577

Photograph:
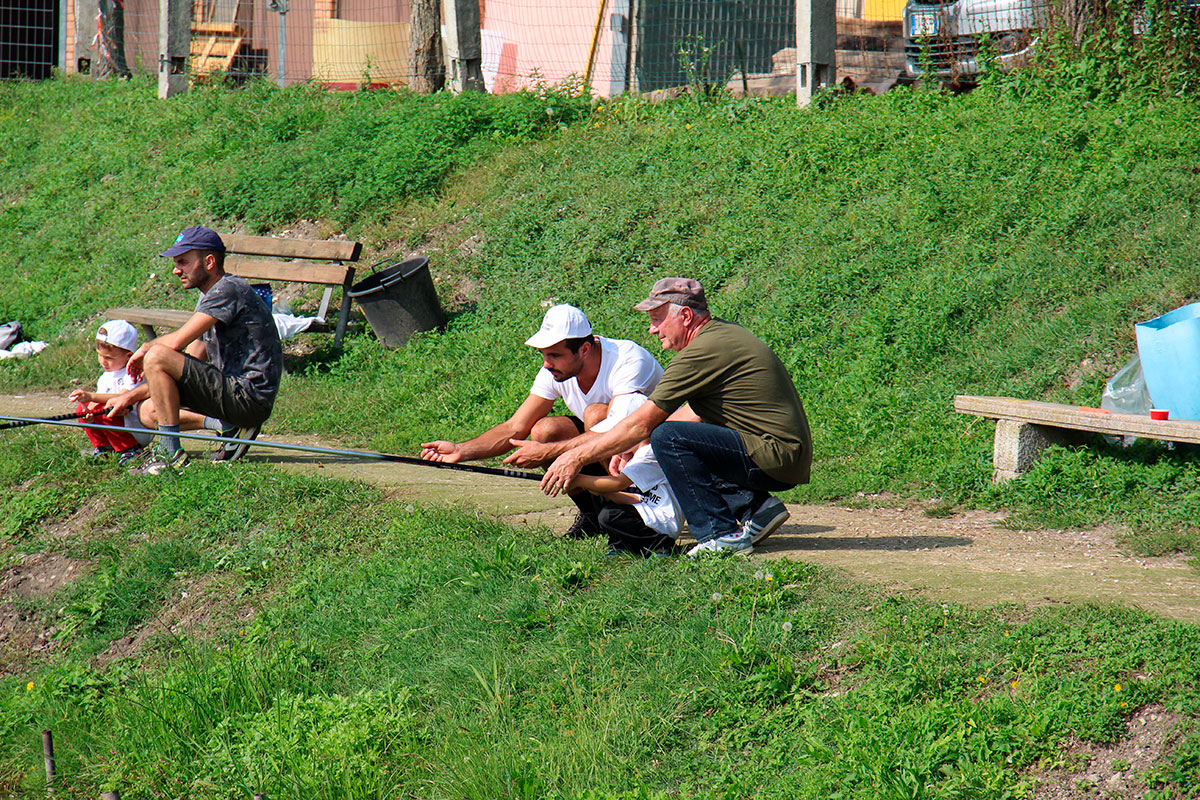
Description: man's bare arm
541,402,671,496
421,394,555,463
126,312,218,381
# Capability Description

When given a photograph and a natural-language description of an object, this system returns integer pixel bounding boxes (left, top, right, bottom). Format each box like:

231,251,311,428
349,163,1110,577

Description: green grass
4,75,1200,550
3,59,1200,798
2,437,1200,798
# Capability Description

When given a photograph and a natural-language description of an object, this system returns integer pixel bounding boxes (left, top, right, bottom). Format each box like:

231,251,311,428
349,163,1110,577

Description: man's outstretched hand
503,439,555,468
419,441,465,463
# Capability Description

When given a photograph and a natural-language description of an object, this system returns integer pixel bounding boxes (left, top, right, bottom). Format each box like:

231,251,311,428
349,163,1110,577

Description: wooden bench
955,395,1200,482
107,234,362,348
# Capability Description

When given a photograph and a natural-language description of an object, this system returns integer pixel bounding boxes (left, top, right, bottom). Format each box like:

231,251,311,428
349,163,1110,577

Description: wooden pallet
190,0,244,78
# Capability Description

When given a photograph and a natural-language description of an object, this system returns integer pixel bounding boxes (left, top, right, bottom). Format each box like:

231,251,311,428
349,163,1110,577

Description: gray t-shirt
196,275,283,407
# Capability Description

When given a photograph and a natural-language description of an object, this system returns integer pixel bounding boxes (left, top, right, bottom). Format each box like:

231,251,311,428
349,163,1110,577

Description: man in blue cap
108,226,283,474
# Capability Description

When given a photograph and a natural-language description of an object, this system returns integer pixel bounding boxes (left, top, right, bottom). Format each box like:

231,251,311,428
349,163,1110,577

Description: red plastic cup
1150,409,1170,421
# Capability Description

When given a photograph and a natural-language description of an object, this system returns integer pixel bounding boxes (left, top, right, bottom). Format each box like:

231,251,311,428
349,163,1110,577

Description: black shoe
564,512,602,539
210,424,260,463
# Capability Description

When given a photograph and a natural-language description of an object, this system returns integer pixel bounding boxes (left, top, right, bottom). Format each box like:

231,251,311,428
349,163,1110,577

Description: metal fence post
269,0,288,86
157,0,191,97
42,730,55,787
795,0,836,107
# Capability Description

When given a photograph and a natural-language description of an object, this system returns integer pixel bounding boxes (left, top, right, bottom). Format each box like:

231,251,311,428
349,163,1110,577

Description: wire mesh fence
1,0,59,78
0,0,913,92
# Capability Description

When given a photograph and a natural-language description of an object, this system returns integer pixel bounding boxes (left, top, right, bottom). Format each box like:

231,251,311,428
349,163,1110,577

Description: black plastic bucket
348,256,446,348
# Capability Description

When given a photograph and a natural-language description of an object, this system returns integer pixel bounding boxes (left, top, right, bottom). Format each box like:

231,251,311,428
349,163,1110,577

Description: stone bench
954,395,1200,482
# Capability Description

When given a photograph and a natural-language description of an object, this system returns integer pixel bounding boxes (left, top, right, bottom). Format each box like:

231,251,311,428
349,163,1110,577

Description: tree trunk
408,0,445,93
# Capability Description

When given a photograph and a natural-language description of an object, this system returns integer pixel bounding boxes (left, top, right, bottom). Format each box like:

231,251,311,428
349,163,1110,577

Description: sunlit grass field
2,58,1200,796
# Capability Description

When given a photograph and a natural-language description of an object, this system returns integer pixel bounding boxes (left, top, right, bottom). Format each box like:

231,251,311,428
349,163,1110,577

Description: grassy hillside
2,434,1199,799
3,64,1200,798
3,75,1200,552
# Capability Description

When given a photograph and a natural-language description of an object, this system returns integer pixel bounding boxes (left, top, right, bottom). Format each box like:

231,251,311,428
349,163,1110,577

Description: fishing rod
0,411,81,431
0,414,543,482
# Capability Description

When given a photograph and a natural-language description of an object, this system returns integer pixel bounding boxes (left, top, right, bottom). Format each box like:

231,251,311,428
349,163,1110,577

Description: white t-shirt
530,337,663,418
620,444,681,538
97,367,152,445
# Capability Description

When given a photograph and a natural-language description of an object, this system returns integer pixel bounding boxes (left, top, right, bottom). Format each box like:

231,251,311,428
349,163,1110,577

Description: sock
158,424,182,455
203,416,227,432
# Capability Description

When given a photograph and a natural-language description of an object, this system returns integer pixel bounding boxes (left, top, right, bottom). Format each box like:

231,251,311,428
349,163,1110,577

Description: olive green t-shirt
648,318,812,485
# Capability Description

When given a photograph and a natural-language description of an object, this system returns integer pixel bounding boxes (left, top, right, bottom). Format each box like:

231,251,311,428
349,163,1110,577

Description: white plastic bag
1101,354,1152,415
273,313,319,341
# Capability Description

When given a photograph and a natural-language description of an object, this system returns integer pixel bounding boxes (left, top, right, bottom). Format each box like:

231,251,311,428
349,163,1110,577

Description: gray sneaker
742,497,789,545
132,444,189,476
210,424,260,463
686,530,754,558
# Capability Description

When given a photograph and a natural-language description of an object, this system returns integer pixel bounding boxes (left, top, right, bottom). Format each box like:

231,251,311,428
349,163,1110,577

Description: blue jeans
650,421,794,543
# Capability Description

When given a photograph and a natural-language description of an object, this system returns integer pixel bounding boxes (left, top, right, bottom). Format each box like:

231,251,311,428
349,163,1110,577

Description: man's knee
583,403,609,431
650,420,687,449
530,416,579,443
143,343,186,378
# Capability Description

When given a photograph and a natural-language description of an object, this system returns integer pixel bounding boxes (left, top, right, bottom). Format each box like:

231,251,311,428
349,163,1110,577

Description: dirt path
7,392,1200,624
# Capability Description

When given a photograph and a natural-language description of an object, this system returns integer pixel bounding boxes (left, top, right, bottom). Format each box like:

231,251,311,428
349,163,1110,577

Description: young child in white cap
68,320,152,463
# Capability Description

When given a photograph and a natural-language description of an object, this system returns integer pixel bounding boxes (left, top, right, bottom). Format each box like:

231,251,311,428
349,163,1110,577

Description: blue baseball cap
160,226,226,257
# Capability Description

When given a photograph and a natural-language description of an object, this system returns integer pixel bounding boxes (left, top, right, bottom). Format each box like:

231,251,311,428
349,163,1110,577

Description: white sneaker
686,531,754,557
742,497,789,545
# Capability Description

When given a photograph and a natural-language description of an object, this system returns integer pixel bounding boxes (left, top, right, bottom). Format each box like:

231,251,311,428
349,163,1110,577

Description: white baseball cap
524,304,593,349
96,320,138,352
591,392,650,433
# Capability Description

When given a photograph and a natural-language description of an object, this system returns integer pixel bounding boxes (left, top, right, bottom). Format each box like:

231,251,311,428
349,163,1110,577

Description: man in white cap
420,303,663,538
541,278,812,556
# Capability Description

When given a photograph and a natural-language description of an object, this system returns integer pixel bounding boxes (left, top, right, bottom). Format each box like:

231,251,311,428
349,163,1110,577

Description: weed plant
2,440,1200,798
1034,0,1200,99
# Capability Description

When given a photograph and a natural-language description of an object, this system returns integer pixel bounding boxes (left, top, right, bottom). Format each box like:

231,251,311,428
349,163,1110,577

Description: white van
903,0,1044,81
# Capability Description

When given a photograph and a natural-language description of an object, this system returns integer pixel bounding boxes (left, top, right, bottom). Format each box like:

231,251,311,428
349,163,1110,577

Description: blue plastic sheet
1135,302,1200,422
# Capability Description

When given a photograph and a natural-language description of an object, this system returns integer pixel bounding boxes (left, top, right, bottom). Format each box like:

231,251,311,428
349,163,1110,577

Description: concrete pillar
606,0,631,97
157,0,192,98
992,420,1089,483
72,0,97,75
795,0,835,107
442,0,484,92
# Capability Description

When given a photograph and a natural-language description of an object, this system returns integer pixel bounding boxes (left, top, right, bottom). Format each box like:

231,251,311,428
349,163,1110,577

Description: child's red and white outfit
79,366,152,453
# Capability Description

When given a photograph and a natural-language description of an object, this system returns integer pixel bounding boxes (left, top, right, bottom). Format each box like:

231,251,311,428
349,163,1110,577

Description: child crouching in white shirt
68,320,152,464
567,394,681,557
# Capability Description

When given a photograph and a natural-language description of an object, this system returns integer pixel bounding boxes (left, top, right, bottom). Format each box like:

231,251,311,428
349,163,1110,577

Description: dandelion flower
685,123,692,130
755,570,764,580
597,105,605,111
765,573,774,582
1004,630,1011,637
712,592,723,602
26,682,34,691
977,675,986,683
1114,683,1122,692
1011,680,1019,690
1120,702,1127,708
782,621,793,632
